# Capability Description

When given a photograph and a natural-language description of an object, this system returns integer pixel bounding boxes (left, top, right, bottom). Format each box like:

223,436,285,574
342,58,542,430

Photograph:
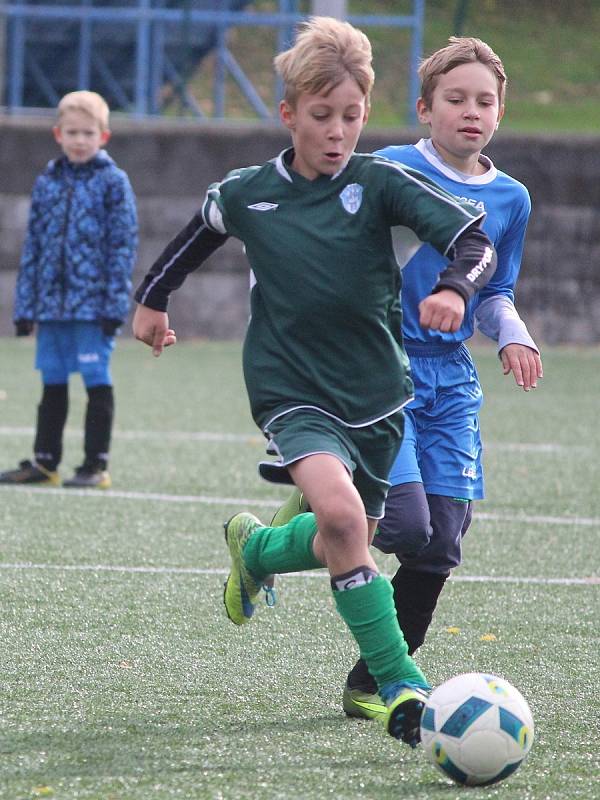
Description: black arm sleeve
432,226,497,305
134,211,229,311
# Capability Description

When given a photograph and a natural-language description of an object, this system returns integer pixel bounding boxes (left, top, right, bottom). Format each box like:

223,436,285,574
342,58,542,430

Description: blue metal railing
2,1,425,123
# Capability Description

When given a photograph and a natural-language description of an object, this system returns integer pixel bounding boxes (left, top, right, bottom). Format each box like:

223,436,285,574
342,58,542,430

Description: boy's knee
314,493,366,547
81,368,112,388
400,495,472,573
372,482,431,555
41,368,69,385
374,512,431,555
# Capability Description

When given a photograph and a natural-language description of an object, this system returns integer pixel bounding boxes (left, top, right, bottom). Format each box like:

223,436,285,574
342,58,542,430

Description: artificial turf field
1,337,598,800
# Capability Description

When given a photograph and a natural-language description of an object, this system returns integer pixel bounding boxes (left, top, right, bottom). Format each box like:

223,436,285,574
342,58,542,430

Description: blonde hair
274,16,374,107
57,90,110,131
419,36,506,108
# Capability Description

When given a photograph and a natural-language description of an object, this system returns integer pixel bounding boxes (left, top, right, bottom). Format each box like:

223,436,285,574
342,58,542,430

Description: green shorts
259,409,405,519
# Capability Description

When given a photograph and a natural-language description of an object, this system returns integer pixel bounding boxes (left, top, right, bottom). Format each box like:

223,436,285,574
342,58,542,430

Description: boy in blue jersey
340,37,543,719
133,19,498,747
0,91,138,489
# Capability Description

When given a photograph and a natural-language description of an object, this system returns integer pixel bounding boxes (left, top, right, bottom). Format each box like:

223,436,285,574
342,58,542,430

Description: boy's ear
495,104,505,129
279,99,295,131
101,129,111,145
416,97,431,125
362,102,370,127
52,126,63,145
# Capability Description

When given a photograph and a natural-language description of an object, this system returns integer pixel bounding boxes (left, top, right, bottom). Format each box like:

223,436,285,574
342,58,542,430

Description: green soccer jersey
137,148,490,430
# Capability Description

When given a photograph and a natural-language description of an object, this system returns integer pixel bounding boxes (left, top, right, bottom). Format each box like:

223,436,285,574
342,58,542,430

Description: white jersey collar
274,148,294,182
416,138,497,185
274,147,351,183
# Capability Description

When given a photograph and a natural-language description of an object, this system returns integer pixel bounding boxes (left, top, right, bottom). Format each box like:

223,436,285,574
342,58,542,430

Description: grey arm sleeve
475,294,539,354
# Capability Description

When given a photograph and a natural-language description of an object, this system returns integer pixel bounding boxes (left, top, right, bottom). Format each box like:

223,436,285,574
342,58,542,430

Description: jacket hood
45,149,115,175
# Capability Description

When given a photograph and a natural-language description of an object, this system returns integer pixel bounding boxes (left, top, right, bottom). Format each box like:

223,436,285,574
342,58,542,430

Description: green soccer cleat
223,512,265,625
269,487,310,526
342,683,387,720
384,684,430,748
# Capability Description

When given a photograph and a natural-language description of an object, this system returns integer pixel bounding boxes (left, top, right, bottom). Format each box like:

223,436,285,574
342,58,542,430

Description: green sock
243,512,322,579
333,575,427,692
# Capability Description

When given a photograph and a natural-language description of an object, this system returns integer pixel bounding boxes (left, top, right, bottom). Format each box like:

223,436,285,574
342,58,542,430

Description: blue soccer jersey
378,139,536,498
377,138,531,345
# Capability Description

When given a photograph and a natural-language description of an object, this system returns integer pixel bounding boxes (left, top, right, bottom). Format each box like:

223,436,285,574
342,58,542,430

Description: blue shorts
35,321,115,387
259,408,405,519
389,341,484,500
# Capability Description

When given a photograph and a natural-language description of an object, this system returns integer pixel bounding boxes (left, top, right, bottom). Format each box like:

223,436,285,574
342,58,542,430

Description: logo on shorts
78,352,100,364
339,183,363,215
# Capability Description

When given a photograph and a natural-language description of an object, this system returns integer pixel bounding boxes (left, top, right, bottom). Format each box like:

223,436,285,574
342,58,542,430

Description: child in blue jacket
0,91,138,488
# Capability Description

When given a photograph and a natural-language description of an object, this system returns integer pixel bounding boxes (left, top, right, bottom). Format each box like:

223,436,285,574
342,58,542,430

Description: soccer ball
420,672,534,787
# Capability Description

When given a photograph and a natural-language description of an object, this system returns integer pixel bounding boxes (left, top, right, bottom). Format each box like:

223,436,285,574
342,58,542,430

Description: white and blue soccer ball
420,672,534,787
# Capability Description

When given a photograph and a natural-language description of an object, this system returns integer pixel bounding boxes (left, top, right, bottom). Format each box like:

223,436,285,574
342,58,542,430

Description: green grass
358,0,600,132
196,1,600,133
1,338,599,799
420,0,600,133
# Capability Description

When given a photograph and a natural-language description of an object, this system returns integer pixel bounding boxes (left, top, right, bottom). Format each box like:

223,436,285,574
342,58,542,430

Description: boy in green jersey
133,16,497,747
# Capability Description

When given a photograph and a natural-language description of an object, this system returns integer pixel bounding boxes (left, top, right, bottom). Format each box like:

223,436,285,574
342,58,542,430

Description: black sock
84,384,114,470
391,566,448,655
346,657,377,692
33,384,68,470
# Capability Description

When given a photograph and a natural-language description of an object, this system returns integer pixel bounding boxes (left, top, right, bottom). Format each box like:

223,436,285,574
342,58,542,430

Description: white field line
0,561,597,585
476,511,600,527
0,484,282,508
1,483,599,529
0,426,262,444
0,425,588,452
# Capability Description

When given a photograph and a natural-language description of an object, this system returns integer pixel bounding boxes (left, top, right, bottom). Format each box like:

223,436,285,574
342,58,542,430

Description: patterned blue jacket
14,150,138,323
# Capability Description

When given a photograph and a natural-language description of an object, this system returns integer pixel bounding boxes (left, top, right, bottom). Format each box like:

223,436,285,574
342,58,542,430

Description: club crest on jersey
339,183,363,215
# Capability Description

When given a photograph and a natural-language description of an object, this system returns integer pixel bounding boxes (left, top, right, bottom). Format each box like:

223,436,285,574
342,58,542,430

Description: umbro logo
247,202,279,211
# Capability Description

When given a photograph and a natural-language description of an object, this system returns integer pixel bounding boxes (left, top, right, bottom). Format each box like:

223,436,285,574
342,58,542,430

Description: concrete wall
2,115,599,344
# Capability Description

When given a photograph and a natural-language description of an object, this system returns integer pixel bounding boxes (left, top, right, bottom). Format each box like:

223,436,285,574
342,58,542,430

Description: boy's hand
500,343,543,391
419,289,465,333
15,319,34,337
132,304,177,357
